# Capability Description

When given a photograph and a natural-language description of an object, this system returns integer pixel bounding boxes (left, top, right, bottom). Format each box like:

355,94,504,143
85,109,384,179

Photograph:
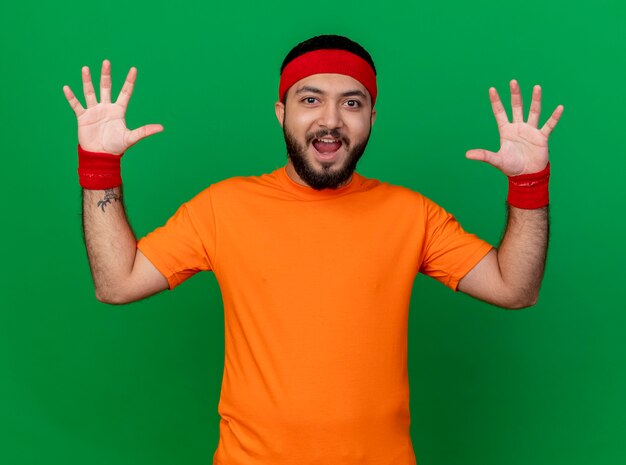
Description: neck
284,160,354,190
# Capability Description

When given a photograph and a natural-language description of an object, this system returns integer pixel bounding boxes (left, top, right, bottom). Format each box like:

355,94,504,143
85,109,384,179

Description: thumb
126,124,164,148
465,149,502,169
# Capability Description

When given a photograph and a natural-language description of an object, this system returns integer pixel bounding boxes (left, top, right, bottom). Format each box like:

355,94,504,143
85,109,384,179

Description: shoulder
187,170,286,207
358,174,432,207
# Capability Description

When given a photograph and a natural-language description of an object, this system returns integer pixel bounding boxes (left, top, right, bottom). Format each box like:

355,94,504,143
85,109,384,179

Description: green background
1,0,625,464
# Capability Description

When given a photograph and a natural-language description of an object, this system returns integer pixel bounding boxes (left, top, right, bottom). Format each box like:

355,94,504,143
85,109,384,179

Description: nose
317,102,343,129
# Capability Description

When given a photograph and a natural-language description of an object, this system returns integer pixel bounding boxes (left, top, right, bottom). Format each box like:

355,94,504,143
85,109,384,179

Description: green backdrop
2,0,625,464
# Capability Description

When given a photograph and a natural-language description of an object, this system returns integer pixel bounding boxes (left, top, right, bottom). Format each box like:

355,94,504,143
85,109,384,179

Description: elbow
95,287,130,305
502,291,539,310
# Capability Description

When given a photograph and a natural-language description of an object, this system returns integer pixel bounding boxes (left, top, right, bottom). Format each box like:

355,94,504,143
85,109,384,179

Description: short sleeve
137,189,216,290
419,197,493,291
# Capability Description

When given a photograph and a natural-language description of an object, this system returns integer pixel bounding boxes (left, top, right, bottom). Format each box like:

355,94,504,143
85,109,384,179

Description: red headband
279,49,377,106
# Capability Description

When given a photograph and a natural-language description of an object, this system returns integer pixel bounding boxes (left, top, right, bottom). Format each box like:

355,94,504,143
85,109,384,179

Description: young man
64,35,562,465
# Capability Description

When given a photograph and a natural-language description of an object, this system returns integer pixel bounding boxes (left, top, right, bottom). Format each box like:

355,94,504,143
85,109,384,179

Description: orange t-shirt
137,167,492,465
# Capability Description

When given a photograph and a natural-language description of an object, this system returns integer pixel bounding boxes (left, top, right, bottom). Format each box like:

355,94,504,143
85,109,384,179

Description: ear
370,108,377,126
275,101,285,128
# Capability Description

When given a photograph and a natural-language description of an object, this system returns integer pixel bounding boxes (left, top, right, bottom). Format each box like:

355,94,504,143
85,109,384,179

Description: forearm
82,186,137,303
495,205,549,307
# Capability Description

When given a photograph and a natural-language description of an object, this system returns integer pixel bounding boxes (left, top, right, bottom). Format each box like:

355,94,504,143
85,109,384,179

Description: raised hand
466,80,563,176
63,60,163,155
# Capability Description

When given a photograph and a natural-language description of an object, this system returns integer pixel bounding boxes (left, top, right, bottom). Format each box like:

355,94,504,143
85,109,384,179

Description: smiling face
275,73,376,190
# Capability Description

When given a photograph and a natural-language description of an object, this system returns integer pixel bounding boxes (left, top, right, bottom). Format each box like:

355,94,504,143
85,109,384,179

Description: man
63,35,562,465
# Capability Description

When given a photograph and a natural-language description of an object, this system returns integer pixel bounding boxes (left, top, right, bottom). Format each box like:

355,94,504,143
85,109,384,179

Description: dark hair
280,34,377,75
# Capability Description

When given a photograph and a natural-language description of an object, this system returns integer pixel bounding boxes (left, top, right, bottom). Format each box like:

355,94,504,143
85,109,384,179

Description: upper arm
457,249,526,309
457,248,501,298
113,249,169,304
419,195,494,291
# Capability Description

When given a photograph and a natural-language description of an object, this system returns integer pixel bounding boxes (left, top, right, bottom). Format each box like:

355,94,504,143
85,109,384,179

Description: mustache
306,129,350,145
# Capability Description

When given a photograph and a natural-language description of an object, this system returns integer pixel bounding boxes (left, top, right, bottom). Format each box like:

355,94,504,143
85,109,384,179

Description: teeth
318,138,338,143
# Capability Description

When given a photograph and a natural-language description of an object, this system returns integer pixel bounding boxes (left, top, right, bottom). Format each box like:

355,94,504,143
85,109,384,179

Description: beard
282,120,371,190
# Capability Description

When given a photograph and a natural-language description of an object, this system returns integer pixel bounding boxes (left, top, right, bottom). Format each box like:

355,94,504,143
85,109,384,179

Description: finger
116,67,137,110
489,87,509,128
540,105,564,137
100,59,112,104
466,149,503,169
527,85,542,127
510,79,524,123
63,85,85,117
126,124,164,147
81,66,98,108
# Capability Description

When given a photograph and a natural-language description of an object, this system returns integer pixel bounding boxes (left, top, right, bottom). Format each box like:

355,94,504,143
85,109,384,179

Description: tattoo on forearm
97,189,122,212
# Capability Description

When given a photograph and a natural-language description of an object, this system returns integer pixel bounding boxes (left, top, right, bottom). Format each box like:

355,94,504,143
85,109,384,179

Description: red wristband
507,163,550,209
77,144,124,190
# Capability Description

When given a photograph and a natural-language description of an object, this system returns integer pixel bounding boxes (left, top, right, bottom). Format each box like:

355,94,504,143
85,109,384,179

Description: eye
344,99,361,108
302,97,319,104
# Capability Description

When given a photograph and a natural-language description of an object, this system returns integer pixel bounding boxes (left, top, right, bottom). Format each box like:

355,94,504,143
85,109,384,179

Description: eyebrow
294,86,368,99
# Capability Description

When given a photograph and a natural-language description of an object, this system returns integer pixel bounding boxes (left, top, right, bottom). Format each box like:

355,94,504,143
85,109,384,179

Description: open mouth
312,137,343,159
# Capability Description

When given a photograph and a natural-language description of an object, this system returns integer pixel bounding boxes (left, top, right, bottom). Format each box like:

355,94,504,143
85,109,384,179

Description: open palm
466,80,563,176
63,60,163,155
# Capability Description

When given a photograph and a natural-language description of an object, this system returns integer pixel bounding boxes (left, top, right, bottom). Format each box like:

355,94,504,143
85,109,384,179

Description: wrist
507,162,550,209
77,144,124,190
